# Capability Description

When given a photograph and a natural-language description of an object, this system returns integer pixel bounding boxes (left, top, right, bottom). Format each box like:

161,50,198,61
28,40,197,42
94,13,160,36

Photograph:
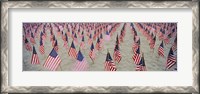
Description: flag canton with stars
77,51,84,62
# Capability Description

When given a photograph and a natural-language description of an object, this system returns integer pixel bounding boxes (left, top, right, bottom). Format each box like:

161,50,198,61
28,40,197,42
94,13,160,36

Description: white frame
1,1,199,93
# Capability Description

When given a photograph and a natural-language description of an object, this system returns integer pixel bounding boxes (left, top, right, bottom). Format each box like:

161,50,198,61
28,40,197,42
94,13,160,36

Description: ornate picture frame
1,1,199,93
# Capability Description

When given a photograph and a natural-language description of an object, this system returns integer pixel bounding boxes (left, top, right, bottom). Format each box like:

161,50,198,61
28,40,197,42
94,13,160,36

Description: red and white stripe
104,61,117,71
166,55,176,69
158,46,164,57
172,43,177,52
30,37,35,44
132,54,141,65
43,55,62,71
63,41,68,50
113,50,122,63
73,59,88,71
95,43,101,51
31,54,40,64
89,50,95,61
39,45,45,54
80,42,85,49
135,65,146,71
132,43,139,53
68,48,77,59
88,39,92,45
149,42,155,49
25,43,32,51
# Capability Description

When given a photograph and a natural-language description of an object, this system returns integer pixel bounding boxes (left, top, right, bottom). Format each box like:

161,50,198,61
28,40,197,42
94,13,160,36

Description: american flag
132,42,139,53
25,38,32,51
31,46,40,64
164,34,170,44
135,56,146,71
100,33,104,44
67,28,71,37
63,33,68,49
77,28,81,36
132,47,141,65
158,41,164,57
54,39,58,52
51,35,56,47
61,32,65,41
105,31,110,41
26,30,31,38
80,35,85,49
150,36,156,49
73,50,88,71
68,41,77,59
166,48,176,69
113,40,122,63
39,37,45,54
43,48,62,71
88,34,93,45
95,37,101,51
40,31,46,41
89,42,95,61
171,28,177,38
50,29,54,42
159,29,164,40
81,31,84,38
93,31,97,40
119,30,124,42
105,52,117,71
172,37,177,52
73,33,78,45
30,32,35,44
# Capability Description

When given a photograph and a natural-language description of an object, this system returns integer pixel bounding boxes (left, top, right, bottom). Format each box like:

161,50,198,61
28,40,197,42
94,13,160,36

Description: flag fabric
73,50,88,71
68,41,77,59
100,33,104,44
104,52,117,71
89,42,95,61
31,46,40,64
132,47,141,65
39,38,45,54
88,34,93,45
54,39,58,52
132,42,139,53
135,56,146,71
105,31,110,41
150,36,156,49
52,35,56,47
164,34,170,44
166,48,176,69
40,31,46,41
95,37,101,51
159,29,164,40
63,33,68,49
113,41,122,63
80,36,85,49
30,32,35,44
116,34,120,44
158,41,164,57
43,48,62,71
73,33,78,45
50,30,54,42
25,38,32,51
132,36,140,53
119,32,124,42
172,37,177,52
